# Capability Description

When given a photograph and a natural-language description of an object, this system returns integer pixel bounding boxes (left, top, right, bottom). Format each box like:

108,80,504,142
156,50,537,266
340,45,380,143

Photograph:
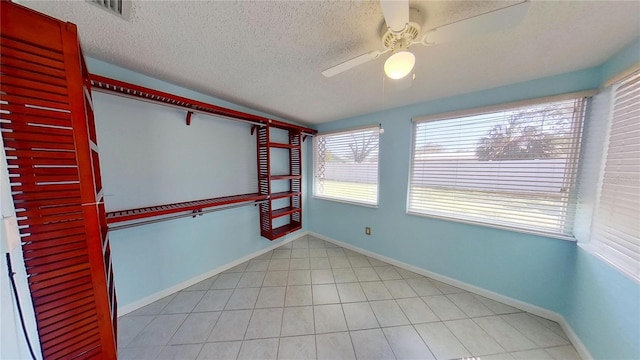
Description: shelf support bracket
186,111,194,126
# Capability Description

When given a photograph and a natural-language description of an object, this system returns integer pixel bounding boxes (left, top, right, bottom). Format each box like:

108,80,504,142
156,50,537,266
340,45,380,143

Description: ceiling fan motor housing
381,8,422,51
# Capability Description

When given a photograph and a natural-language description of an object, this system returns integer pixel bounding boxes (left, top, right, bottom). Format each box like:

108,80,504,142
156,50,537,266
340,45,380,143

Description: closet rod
108,199,268,231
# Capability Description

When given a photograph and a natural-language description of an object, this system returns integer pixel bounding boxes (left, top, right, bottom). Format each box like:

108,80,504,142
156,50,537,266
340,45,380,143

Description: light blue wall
308,38,640,359
87,58,309,309
600,38,640,85
566,248,639,360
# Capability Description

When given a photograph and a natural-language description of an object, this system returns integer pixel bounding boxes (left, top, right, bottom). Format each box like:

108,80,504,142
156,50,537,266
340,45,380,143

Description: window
408,95,590,238
588,70,639,281
314,126,380,206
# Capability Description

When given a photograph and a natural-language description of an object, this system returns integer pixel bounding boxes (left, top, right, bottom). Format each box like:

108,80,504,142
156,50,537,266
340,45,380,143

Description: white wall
0,142,41,359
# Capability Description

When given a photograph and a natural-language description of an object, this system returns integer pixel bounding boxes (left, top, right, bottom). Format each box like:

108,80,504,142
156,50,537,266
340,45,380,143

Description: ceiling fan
321,0,530,80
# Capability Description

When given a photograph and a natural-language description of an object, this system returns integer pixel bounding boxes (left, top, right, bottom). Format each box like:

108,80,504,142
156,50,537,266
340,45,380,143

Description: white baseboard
558,318,593,360
309,231,592,360
118,231,308,316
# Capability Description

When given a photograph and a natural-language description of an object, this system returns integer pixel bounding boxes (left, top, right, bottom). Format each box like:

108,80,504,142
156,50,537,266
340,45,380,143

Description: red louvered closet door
1,2,117,359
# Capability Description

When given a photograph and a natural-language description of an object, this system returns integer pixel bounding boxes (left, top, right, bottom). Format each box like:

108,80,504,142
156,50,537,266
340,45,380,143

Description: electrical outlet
365,227,371,235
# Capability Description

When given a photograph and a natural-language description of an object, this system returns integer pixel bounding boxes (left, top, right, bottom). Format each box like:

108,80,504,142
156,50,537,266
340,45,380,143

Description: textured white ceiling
20,0,640,125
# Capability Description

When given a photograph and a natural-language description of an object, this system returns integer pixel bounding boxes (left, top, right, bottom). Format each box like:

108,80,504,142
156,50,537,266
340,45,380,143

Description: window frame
407,91,596,241
312,124,381,207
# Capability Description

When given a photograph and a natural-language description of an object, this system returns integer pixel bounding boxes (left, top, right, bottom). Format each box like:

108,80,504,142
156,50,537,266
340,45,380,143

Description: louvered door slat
0,92,70,111
41,312,96,346
0,56,67,79
13,176,80,188
0,46,65,70
23,244,86,259
39,300,95,329
5,147,77,158
2,122,73,135
37,301,94,329
19,227,85,244
25,248,88,267
11,188,81,200
7,160,78,169
10,167,79,177
0,36,64,61
32,273,91,299
0,82,69,103
33,283,94,311
41,315,99,349
20,219,86,233
12,185,80,195
1,103,71,118
1,72,68,92
46,332,100,360
29,272,91,297
27,255,89,277
43,327,99,357
0,64,67,86
20,214,84,227
3,131,74,145
74,346,102,359
4,141,76,153
35,287,93,315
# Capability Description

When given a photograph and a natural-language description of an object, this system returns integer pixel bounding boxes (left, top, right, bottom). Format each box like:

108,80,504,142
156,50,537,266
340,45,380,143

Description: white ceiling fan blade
322,50,385,78
423,1,530,45
380,0,409,33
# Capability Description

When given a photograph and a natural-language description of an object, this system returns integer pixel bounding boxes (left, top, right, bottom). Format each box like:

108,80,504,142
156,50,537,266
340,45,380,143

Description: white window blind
314,126,380,206
589,70,640,281
408,96,589,238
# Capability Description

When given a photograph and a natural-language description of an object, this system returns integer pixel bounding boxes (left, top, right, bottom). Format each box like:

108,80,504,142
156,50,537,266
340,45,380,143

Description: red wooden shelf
270,191,301,200
106,192,268,224
271,206,301,219
269,142,299,149
270,221,302,238
270,175,302,180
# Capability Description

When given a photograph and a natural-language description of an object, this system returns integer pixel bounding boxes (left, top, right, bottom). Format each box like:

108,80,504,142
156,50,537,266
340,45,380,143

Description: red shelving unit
87,74,316,238
257,125,304,240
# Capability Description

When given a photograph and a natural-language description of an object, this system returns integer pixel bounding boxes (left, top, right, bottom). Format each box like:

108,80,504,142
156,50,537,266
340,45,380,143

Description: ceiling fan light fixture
384,50,415,79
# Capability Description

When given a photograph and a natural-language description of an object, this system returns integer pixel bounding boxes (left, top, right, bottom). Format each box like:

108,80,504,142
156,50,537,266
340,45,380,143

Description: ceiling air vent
89,0,131,20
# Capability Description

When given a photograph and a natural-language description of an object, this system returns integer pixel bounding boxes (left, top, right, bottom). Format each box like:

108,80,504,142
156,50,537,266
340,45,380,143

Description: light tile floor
118,235,581,360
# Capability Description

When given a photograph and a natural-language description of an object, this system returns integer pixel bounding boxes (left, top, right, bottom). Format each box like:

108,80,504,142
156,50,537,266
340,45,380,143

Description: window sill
312,196,378,209
406,210,576,242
